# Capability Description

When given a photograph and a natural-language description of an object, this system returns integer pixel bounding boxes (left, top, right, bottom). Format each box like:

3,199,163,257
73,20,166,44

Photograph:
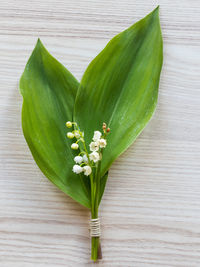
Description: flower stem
91,210,101,261
90,161,102,261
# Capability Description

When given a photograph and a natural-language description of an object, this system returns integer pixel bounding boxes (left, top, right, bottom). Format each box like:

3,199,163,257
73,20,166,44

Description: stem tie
90,218,101,237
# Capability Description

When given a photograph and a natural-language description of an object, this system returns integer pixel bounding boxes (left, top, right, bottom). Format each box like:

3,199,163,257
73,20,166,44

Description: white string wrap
90,218,101,237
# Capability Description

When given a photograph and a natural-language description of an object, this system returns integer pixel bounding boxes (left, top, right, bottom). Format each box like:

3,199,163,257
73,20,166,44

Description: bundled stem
90,161,101,261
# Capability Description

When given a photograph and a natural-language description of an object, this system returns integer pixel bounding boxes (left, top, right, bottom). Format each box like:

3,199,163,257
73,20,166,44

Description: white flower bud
74,130,81,139
71,143,79,150
83,154,88,163
89,151,100,163
73,164,83,174
74,156,83,164
89,141,99,152
83,165,92,176
66,121,72,128
99,138,107,148
93,131,102,141
67,132,74,139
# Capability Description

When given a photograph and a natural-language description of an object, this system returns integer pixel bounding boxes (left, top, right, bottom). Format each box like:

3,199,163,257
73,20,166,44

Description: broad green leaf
74,7,163,176
20,39,92,208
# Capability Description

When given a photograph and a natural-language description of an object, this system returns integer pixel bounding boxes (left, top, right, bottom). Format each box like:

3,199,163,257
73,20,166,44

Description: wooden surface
0,0,200,266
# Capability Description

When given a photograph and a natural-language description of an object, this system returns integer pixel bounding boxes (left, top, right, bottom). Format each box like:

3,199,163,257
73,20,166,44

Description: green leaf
74,7,163,176
19,39,91,208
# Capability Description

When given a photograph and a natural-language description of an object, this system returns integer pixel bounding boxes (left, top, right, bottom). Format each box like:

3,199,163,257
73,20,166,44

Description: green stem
74,124,102,261
90,161,101,261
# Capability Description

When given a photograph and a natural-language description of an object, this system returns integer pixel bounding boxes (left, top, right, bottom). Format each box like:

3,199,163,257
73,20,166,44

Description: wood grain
0,0,200,266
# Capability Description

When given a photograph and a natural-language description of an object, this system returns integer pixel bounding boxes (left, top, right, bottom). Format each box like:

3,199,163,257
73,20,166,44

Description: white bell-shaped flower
67,132,74,139
89,141,99,152
83,165,92,176
93,131,102,142
74,156,83,164
89,151,100,163
71,143,79,150
72,164,83,174
99,138,107,148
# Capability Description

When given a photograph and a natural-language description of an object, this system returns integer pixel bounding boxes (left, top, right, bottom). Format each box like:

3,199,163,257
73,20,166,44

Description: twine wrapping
90,218,101,237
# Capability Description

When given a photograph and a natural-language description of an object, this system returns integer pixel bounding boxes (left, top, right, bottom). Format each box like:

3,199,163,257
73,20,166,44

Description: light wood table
0,1,200,266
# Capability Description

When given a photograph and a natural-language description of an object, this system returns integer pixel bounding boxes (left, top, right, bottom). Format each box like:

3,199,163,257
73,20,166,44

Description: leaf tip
152,5,160,16
146,6,161,28
36,38,44,49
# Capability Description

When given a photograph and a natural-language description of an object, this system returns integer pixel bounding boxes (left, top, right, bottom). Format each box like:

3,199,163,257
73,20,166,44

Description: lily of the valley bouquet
19,7,163,261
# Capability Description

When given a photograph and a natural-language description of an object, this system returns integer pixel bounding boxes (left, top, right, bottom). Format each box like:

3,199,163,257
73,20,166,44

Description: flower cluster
66,121,110,177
